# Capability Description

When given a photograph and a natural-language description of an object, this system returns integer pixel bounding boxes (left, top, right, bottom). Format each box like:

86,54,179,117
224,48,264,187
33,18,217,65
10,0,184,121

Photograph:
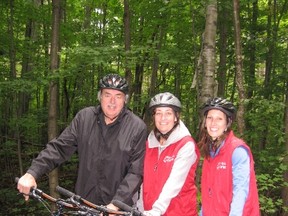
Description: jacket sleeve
230,146,250,215
113,123,148,205
27,112,80,180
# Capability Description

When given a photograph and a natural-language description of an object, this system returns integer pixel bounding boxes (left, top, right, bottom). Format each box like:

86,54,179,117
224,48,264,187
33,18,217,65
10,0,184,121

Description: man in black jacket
17,74,148,213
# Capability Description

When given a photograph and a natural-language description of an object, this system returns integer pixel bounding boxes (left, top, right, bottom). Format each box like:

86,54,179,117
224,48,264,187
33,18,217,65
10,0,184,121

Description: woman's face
154,107,177,135
205,109,228,140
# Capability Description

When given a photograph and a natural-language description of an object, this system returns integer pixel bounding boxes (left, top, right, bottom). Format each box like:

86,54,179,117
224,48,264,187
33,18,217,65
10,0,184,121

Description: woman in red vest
198,97,260,216
142,92,199,216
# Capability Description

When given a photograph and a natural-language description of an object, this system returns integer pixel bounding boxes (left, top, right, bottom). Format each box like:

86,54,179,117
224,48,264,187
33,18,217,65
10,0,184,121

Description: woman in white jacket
142,92,200,216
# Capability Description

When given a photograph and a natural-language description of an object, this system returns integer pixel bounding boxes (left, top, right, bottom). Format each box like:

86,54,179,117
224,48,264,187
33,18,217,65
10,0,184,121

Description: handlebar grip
56,185,75,198
112,199,132,211
112,200,144,216
15,176,45,200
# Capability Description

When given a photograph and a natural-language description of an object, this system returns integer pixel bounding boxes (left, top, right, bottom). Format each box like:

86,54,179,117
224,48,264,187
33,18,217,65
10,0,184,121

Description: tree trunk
123,0,133,99
263,0,273,100
48,0,61,208
282,42,288,216
8,0,16,79
217,3,228,98
233,0,246,136
144,24,165,127
8,0,20,176
133,16,145,117
200,1,217,106
247,0,258,99
17,0,41,176
133,64,144,117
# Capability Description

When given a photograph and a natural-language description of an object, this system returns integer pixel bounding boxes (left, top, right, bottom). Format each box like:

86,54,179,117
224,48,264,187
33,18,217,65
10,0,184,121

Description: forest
0,0,287,215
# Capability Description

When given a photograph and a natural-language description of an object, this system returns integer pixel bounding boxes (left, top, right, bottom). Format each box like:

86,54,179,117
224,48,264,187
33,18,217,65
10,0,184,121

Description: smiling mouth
209,127,219,131
108,104,116,109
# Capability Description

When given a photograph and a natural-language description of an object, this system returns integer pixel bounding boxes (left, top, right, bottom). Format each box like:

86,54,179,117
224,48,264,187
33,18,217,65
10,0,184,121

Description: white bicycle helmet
149,92,181,112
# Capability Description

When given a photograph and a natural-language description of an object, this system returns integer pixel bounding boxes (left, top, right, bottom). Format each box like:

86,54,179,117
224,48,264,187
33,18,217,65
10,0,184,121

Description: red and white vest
143,136,199,216
201,131,260,216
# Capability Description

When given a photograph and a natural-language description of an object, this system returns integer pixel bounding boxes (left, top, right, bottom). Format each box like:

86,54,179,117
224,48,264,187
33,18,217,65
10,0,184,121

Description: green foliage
256,152,288,215
244,97,285,149
243,97,286,215
0,79,35,94
0,0,287,215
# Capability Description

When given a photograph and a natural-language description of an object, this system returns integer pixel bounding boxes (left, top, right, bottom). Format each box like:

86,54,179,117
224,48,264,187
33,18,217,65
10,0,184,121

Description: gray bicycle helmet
149,92,182,112
99,74,129,94
202,97,236,119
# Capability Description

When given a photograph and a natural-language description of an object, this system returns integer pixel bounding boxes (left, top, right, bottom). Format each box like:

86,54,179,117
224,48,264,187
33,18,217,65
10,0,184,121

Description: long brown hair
197,114,232,158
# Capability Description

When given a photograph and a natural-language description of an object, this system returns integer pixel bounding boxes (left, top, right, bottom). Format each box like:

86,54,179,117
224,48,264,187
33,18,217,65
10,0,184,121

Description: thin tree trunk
149,24,165,97
217,3,228,98
133,64,144,116
133,16,145,117
48,0,61,208
200,1,217,106
17,0,41,176
247,0,258,99
19,15,33,116
144,24,165,127
97,2,107,81
282,42,288,216
263,0,273,100
233,0,246,136
83,2,92,31
8,0,16,79
8,0,20,177
40,0,50,146
123,0,133,99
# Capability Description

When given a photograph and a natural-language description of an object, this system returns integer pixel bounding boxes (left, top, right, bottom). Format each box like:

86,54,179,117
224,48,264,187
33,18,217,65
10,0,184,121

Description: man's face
100,88,126,123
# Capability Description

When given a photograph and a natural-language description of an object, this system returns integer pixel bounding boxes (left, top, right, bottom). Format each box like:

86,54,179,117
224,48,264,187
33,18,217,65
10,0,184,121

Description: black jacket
27,106,147,206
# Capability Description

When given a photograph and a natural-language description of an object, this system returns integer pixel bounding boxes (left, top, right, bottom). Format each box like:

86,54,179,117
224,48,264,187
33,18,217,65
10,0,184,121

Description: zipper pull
154,163,158,171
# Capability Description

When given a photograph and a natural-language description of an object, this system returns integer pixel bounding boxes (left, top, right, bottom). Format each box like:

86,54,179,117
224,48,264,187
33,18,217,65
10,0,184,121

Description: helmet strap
154,122,179,142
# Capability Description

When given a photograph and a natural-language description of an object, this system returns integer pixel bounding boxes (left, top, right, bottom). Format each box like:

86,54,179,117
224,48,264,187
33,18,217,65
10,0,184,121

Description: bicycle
15,177,143,216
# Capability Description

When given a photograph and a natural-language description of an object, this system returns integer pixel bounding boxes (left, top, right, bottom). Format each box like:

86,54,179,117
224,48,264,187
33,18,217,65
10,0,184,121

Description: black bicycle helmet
202,97,236,119
149,92,181,113
99,74,129,94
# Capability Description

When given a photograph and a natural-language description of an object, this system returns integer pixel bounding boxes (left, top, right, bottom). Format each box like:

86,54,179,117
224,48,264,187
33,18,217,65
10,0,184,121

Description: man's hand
17,173,37,201
106,203,119,216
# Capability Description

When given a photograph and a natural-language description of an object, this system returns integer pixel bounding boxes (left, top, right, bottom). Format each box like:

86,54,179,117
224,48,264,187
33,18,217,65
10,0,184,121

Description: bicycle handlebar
56,185,130,215
15,177,77,209
56,185,75,198
16,177,142,216
112,200,144,216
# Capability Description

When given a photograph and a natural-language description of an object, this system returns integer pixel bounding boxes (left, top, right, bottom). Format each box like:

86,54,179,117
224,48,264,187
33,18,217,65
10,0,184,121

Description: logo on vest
216,162,226,170
163,155,175,163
